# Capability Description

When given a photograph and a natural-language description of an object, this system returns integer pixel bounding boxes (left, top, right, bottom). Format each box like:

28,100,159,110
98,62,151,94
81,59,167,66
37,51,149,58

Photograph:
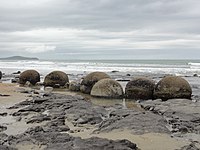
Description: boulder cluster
16,70,192,101
125,76,192,101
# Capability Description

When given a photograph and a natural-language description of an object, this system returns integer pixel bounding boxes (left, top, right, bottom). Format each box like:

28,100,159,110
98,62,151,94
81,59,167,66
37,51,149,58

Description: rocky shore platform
0,81,200,150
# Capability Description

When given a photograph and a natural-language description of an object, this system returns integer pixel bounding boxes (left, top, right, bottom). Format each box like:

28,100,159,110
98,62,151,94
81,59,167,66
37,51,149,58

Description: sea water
0,59,200,76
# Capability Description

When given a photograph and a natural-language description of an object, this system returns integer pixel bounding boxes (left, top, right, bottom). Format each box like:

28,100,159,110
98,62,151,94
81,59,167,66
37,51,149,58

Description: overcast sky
0,0,200,60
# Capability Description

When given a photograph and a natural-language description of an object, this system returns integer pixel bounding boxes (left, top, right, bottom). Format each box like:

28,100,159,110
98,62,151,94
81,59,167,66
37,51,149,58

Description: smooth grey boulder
80,72,110,94
91,78,123,98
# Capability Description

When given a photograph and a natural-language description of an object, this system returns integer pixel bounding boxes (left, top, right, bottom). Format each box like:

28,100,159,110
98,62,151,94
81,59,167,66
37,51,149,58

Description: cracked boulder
153,76,192,101
125,77,155,100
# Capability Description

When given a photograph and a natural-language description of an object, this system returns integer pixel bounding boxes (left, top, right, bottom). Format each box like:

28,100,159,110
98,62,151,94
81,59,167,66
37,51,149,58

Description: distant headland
0,56,39,60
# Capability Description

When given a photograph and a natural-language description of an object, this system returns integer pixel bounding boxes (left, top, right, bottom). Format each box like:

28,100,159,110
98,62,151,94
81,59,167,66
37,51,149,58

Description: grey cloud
0,0,200,59
0,0,199,32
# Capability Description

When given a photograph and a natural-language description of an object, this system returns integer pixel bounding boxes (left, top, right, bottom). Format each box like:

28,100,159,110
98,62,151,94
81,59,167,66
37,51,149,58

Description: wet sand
1,83,197,150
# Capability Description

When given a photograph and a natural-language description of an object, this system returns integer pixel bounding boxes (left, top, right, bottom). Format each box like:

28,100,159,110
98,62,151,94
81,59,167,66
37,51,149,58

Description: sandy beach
1,72,200,150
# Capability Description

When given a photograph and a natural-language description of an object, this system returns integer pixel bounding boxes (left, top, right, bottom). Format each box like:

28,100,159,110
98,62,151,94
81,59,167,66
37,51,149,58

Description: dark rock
193,73,198,77
96,107,169,134
11,79,18,83
139,99,200,135
0,126,7,132
0,71,2,79
19,70,40,85
12,71,21,74
0,145,17,150
71,137,137,150
0,94,10,97
91,79,124,98
153,76,192,101
69,81,80,92
111,70,119,73
116,78,131,82
125,77,155,100
80,72,110,94
178,141,200,150
0,133,8,145
44,71,69,88
26,114,51,124
0,112,7,116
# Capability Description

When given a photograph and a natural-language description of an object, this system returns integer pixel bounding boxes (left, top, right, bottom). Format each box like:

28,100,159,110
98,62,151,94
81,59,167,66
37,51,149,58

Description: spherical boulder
80,72,110,94
91,78,123,98
19,70,40,85
153,76,192,101
0,71,2,79
44,71,69,88
125,77,155,100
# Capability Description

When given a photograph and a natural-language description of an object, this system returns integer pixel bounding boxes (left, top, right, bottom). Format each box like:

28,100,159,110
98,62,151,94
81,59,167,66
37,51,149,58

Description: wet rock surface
96,106,169,134
1,90,200,149
0,93,137,149
0,126,137,150
140,99,200,135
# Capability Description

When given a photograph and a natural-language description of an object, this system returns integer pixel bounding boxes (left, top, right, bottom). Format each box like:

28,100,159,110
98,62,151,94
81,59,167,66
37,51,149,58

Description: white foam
0,60,200,76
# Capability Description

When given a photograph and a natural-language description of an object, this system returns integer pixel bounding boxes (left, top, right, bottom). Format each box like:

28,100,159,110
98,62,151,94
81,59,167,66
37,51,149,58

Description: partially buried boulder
44,71,69,88
80,72,110,94
91,78,123,98
0,71,2,79
125,77,155,100
69,81,80,92
19,70,40,85
153,76,192,101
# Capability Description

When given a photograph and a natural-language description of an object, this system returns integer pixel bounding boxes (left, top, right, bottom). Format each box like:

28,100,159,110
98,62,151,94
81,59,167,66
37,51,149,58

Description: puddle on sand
15,143,46,150
65,117,189,150
53,89,143,110
67,127,190,150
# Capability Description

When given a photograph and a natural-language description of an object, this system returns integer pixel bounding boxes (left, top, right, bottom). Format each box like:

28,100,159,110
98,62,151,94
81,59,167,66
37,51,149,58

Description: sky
0,0,200,60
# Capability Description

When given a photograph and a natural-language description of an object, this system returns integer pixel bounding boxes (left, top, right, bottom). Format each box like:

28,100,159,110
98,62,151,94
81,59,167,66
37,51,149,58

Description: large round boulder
0,71,2,79
80,72,110,94
44,71,69,88
19,70,40,85
153,76,192,101
91,78,123,98
125,77,155,100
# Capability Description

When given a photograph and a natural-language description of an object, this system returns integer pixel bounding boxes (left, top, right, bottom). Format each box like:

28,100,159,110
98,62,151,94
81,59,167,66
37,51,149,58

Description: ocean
0,59,200,76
